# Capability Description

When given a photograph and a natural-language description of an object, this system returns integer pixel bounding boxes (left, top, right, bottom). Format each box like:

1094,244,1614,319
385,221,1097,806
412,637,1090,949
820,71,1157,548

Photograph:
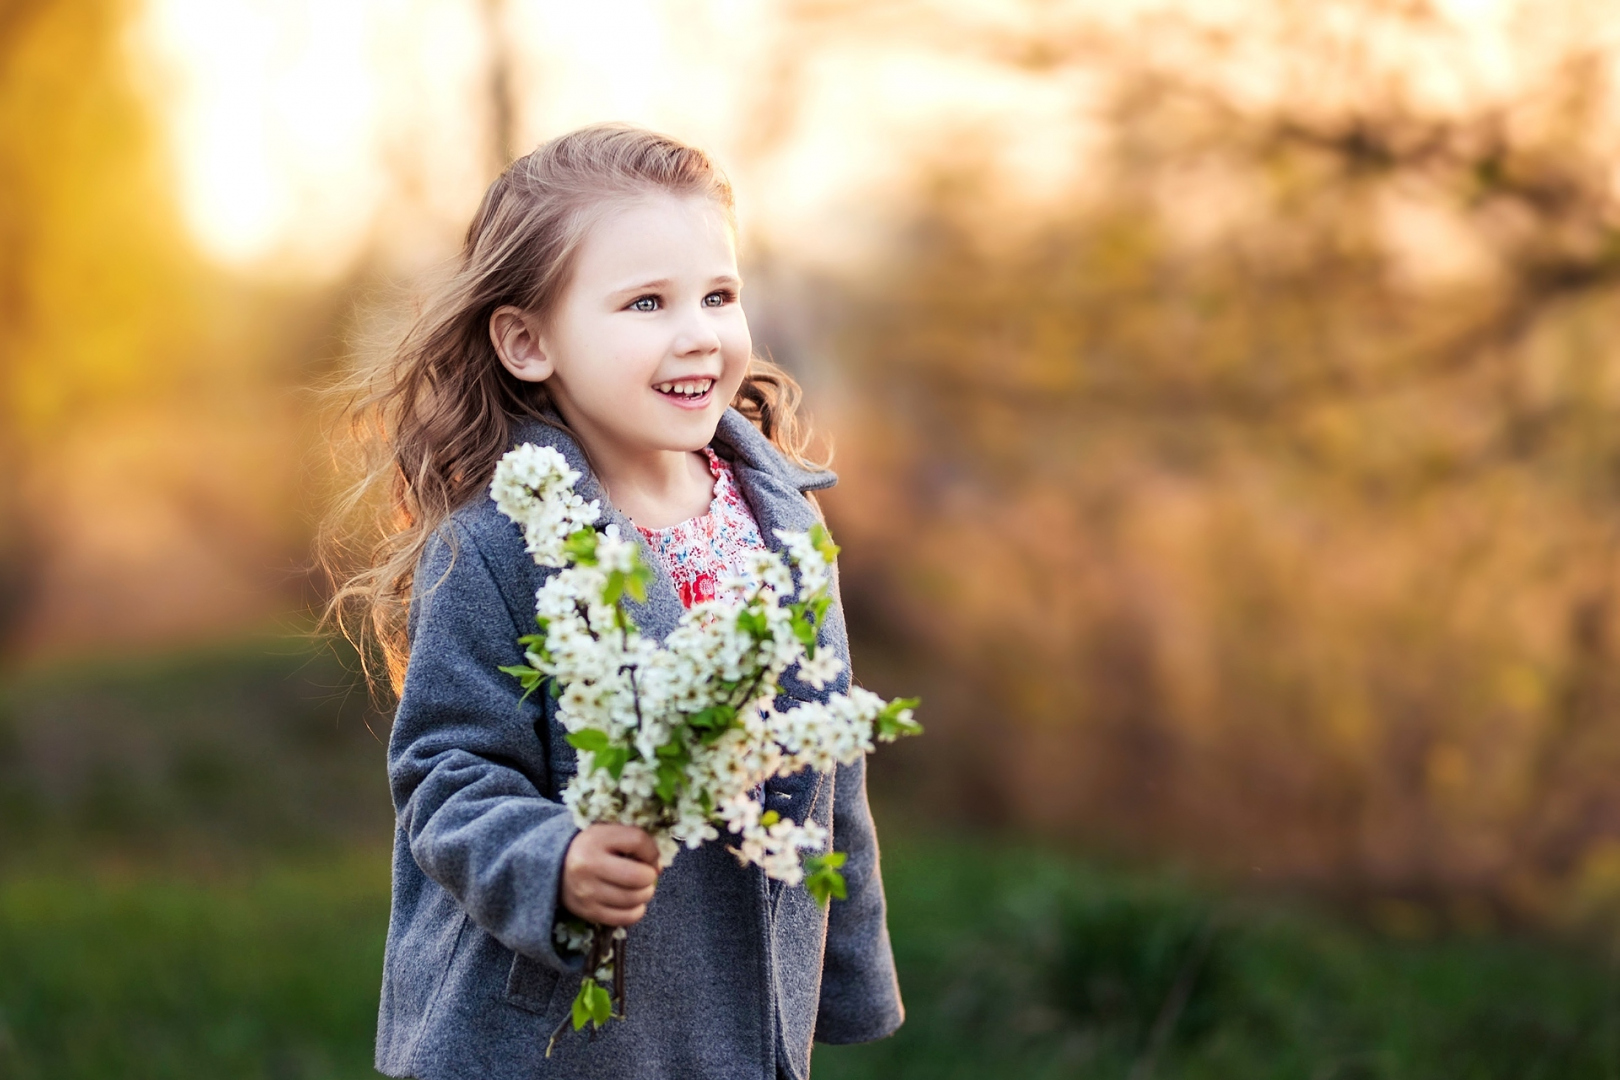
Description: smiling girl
325,124,903,1080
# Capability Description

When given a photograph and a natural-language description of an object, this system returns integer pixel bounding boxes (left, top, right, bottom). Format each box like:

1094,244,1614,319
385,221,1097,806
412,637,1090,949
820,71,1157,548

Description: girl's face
491,192,752,466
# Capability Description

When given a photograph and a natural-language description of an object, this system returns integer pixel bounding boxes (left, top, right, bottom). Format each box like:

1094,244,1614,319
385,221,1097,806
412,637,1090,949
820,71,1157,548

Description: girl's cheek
725,329,752,366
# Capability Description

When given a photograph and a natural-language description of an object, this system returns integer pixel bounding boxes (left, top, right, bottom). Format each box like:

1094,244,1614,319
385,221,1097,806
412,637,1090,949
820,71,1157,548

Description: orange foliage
821,1,1620,926
0,0,337,659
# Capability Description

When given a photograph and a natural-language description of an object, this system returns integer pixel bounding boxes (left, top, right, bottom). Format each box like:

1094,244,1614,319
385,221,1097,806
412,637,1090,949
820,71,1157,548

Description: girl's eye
630,296,659,312
703,290,736,307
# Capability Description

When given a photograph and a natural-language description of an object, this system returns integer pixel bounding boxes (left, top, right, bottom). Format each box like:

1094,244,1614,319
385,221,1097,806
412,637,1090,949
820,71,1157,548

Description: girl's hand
561,824,661,926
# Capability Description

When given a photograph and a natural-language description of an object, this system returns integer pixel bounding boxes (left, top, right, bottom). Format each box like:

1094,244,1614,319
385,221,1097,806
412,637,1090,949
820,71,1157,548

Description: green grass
1,629,1612,1076
0,634,392,864
0,851,389,1080
2,838,1618,1079
818,840,1620,1079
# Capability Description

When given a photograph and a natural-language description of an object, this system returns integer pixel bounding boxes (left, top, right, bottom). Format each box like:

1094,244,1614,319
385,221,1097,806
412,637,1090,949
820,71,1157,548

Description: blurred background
6,0,1620,1075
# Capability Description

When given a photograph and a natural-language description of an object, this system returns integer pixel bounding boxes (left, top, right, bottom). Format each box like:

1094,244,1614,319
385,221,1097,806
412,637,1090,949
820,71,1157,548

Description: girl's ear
490,305,554,383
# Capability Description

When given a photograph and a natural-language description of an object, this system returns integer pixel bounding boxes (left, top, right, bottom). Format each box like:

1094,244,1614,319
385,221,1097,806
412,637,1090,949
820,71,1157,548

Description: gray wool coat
375,408,904,1080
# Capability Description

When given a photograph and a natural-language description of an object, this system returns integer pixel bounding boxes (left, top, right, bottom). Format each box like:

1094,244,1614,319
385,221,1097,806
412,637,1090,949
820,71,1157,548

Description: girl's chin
641,409,720,450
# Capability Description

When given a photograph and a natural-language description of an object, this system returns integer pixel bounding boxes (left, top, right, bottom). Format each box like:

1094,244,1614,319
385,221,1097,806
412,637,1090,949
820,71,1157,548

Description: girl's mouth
654,378,715,409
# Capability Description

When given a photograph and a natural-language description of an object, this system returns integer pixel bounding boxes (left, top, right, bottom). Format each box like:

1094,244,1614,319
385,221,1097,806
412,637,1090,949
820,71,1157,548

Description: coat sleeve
389,519,583,975
814,753,905,1043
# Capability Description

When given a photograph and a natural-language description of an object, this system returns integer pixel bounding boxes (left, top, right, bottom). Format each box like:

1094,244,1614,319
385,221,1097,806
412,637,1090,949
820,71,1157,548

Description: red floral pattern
636,448,769,608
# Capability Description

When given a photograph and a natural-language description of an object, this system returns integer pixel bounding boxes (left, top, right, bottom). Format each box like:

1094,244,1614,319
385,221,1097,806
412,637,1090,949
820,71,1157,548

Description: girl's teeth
657,380,713,397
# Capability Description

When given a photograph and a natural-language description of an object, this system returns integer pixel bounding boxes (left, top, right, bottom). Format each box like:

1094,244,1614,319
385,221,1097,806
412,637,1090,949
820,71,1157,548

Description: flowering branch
490,444,922,1045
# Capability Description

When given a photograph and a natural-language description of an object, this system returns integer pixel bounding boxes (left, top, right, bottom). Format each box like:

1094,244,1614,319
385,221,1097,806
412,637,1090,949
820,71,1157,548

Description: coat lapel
506,414,686,644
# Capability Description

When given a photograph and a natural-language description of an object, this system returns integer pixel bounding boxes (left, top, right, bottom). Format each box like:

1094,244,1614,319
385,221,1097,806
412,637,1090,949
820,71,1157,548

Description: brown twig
614,931,628,1020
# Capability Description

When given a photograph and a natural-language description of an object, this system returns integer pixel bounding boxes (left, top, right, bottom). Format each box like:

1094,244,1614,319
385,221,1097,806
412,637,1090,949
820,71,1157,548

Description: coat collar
507,408,836,494
504,408,837,644
710,408,837,494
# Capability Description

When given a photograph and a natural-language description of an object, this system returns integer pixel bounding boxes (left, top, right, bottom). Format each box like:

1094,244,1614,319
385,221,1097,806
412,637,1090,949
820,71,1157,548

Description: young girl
328,124,903,1080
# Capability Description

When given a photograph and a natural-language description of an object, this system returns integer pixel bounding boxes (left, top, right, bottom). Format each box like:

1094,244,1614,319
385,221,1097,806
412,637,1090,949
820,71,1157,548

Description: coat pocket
503,950,570,1020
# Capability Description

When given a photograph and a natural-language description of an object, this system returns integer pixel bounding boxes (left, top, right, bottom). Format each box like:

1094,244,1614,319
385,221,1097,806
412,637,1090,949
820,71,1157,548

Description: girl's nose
672,303,723,356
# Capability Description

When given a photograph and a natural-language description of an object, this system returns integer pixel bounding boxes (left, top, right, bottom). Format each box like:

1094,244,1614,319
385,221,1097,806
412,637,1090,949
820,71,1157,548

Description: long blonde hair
319,123,823,695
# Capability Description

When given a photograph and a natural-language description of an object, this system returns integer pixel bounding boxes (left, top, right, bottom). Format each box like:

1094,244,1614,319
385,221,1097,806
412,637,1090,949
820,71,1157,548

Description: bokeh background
7,0,1620,1075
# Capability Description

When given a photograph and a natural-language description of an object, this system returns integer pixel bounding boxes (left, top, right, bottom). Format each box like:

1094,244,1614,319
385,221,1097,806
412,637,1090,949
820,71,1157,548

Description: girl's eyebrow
608,273,743,298
611,277,673,296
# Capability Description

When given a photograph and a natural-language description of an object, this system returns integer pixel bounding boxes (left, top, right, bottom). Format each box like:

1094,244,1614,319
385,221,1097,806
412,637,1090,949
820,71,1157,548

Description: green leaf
597,746,629,780
566,977,616,1030
792,620,817,656
602,569,626,606
736,609,769,640
498,664,545,705
875,697,924,740
563,529,599,566
760,809,780,827
571,978,596,1031
655,760,683,802
807,522,841,562
565,729,610,753
626,564,651,604
808,850,847,871
517,633,547,650
804,851,848,906
688,704,737,732
815,869,848,905
586,979,613,1026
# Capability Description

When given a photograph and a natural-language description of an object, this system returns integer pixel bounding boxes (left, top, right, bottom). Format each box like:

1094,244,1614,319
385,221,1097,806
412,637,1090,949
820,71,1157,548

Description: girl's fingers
595,856,658,891
590,902,647,927
599,825,662,867
581,877,656,907
558,826,662,926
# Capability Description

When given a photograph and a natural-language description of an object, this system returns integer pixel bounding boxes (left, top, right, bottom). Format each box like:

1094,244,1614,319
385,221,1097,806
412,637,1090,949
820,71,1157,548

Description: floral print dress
635,447,769,608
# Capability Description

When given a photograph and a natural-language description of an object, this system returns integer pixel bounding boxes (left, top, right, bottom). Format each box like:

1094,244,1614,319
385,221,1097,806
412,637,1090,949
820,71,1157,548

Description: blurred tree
0,0,336,661
816,0,1620,927
482,0,516,175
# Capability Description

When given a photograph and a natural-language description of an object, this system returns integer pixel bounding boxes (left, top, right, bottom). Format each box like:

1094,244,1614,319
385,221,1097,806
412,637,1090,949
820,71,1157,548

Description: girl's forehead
573,193,738,279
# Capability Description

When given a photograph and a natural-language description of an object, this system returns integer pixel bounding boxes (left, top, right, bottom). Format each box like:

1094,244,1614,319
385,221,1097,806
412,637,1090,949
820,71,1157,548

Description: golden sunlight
130,0,1101,275
132,0,760,275
130,0,1561,278
137,0,389,268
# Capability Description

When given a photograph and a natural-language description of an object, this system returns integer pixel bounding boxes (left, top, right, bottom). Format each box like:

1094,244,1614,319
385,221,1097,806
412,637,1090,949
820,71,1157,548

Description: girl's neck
548,396,717,530
587,440,715,532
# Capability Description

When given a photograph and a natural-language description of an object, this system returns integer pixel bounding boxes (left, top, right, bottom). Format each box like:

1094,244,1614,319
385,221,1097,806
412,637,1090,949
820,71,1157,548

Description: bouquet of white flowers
490,444,921,1052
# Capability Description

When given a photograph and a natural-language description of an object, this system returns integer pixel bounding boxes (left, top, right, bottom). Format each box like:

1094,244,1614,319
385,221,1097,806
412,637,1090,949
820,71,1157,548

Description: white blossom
554,918,595,955
489,443,920,895
794,651,845,691
489,444,602,567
